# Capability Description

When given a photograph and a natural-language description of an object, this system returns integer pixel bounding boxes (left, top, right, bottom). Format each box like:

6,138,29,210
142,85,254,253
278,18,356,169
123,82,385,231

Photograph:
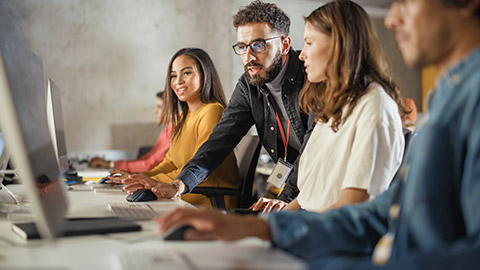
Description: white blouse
296,83,404,212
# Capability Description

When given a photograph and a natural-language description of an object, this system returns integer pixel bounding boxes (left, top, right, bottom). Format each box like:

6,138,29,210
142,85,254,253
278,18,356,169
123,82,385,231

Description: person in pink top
88,91,173,173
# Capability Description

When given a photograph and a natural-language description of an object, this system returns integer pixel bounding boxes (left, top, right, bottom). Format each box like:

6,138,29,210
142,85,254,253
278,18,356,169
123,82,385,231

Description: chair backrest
233,135,261,208
403,128,412,152
137,145,153,158
389,128,414,188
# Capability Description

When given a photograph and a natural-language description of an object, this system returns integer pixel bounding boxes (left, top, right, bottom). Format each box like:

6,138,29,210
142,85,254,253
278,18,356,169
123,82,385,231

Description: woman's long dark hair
161,48,227,139
299,0,405,132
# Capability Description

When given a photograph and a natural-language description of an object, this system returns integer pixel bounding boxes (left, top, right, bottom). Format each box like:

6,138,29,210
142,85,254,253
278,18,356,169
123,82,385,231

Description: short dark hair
233,0,290,35
156,91,164,99
442,0,480,20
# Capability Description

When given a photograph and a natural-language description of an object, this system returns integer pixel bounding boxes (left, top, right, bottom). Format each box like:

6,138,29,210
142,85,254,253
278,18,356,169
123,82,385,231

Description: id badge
267,159,293,188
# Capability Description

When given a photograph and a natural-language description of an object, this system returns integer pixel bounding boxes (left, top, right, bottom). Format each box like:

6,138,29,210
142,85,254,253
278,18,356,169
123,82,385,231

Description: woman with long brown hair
284,0,405,212
110,48,239,208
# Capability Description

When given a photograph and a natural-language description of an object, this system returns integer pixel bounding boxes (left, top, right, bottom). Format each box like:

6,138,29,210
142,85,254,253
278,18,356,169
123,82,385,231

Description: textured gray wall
4,0,420,153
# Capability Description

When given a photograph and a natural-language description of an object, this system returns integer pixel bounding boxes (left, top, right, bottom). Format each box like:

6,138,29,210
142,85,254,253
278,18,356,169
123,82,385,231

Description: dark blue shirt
267,46,480,269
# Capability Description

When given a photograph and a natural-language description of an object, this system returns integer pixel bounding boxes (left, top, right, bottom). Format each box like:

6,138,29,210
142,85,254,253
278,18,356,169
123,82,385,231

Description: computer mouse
126,189,158,202
163,224,194,241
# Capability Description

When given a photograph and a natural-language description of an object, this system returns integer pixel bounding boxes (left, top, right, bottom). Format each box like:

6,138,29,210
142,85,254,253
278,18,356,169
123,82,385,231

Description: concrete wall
5,0,420,154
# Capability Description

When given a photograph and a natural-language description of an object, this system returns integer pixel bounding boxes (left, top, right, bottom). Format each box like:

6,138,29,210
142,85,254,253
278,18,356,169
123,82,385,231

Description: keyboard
118,248,193,270
93,184,125,193
109,202,158,220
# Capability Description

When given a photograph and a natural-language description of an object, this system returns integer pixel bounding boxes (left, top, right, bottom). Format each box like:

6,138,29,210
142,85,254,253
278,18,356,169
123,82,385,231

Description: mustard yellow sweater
143,102,239,208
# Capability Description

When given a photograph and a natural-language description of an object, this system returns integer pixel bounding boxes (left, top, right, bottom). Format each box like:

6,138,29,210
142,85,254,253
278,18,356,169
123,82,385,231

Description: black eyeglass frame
232,36,284,55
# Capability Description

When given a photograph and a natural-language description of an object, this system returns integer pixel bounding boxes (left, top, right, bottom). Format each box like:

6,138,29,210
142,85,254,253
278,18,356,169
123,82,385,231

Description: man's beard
244,51,283,86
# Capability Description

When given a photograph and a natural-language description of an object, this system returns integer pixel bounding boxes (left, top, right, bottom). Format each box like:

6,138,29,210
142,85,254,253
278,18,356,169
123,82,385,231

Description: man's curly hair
233,0,290,35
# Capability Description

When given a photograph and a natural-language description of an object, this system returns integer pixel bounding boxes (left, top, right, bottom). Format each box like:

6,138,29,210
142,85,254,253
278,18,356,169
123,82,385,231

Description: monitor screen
0,132,6,172
0,133,4,160
47,79,69,174
0,28,68,238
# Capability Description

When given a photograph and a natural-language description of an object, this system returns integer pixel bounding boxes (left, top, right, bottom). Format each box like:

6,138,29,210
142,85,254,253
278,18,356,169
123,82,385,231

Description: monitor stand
0,183,33,221
0,182,20,204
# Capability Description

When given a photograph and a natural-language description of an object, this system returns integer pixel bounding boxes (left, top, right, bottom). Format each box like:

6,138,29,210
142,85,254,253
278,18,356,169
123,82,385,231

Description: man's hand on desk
155,208,272,241
250,197,288,213
122,175,185,199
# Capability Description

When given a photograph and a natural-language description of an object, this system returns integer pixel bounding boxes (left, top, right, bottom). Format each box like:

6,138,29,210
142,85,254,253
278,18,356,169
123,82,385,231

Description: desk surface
0,185,305,269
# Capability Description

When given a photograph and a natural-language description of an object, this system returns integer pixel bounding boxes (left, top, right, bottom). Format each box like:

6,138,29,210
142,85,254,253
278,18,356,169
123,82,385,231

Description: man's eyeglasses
232,36,283,55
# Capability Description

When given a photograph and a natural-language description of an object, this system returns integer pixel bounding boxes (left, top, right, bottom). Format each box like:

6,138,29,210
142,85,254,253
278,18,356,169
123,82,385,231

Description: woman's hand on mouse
105,169,130,184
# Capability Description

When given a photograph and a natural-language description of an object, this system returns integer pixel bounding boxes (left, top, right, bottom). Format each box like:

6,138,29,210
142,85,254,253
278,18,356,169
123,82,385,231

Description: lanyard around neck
265,87,290,160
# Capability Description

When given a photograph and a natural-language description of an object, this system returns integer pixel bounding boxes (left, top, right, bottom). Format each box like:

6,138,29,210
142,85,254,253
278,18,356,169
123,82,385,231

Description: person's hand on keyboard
250,197,288,213
105,169,131,184
122,174,180,199
155,208,272,242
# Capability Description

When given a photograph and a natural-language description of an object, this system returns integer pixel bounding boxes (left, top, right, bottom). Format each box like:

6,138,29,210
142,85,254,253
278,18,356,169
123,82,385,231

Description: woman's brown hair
299,0,405,132
161,48,227,139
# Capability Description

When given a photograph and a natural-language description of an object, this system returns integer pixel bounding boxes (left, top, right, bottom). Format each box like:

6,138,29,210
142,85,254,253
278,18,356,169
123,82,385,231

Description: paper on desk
122,240,306,270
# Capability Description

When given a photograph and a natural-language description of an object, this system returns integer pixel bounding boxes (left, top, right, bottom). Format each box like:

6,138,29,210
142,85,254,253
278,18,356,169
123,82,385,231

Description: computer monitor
0,133,5,167
0,132,7,179
46,79,69,174
0,40,68,239
0,133,3,155
0,132,9,173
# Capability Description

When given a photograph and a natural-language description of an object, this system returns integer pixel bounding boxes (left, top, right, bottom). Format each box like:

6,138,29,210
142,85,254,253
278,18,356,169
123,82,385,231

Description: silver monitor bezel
0,50,68,239
46,79,69,174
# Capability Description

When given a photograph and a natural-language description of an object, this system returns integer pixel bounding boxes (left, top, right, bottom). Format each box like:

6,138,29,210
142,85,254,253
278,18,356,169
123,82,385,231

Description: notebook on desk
12,217,141,240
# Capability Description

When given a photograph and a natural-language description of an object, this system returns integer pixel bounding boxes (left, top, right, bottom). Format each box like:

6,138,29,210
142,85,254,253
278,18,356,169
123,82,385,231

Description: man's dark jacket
177,49,308,193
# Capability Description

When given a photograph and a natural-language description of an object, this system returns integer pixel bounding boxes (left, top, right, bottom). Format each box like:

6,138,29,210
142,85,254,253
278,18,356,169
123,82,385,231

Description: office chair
403,128,413,151
389,128,414,188
136,146,153,158
190,135,261,210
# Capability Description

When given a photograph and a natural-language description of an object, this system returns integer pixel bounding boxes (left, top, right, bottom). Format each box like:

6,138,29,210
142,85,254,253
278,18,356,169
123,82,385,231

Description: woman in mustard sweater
111,48,238,208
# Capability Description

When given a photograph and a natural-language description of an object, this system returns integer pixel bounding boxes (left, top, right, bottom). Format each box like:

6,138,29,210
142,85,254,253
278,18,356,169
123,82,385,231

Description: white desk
0,186,306,269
